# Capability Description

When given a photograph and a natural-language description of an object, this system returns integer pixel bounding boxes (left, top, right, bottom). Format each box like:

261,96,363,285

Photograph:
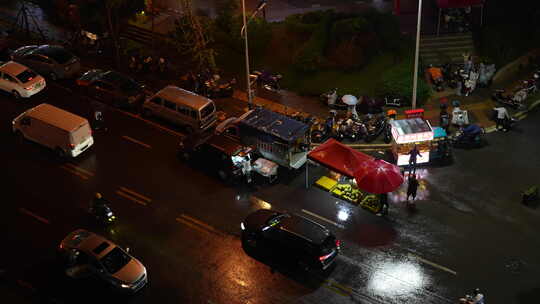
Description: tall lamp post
241,0,268,109
411,0,423,109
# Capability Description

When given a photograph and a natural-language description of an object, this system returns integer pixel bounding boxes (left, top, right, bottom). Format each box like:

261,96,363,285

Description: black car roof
280,214,330,245
34,45,73,64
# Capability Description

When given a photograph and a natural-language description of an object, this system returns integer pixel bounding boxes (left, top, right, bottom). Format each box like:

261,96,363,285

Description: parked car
76,69,148,110
241,209,341,271
178,132,253,183
11,44,80,80
0,61,45,98
58,229,148,293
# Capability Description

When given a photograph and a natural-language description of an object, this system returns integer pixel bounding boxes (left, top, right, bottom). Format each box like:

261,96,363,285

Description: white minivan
12,103,94,158
142,86,217,133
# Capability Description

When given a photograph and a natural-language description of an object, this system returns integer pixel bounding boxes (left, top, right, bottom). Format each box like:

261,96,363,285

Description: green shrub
378,57,431,106
293,11,333,72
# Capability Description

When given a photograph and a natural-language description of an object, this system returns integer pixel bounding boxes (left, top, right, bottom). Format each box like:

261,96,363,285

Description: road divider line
408,252,457,276
175,217,212,235
119,186,152,203
60,165,89,180
64,163,94,177
116,109,183,138
19,208,50,224
179,214,225,236
301,209,343,229
115,190,147,206
121,136,152,149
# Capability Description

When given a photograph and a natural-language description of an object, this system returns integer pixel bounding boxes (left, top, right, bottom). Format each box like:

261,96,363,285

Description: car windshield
200,102,215,119
102,71,140,92
16,69,38,83
38,46,74,64
100,247,132,274
265,213,289,228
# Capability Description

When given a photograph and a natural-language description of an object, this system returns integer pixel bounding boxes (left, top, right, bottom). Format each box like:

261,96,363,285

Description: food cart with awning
390,118,434,166
306,139,403,211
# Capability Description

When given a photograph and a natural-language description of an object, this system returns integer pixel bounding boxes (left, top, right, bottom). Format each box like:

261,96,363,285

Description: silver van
142,86,217,133
12,103,94,158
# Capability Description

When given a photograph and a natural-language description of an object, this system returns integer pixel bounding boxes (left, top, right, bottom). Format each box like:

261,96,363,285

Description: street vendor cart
390,118,434,166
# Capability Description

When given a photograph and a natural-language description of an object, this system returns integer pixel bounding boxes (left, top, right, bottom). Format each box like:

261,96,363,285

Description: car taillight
319,252,333,262
25,86,32,90
335,240,341,249
69,143,75,149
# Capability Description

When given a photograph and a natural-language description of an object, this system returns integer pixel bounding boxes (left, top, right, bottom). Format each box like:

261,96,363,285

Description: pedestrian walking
407,144,422,173
439,107,451,134
493,106,510,132
376,193,389,217
471,288,485,304
406,175,419,206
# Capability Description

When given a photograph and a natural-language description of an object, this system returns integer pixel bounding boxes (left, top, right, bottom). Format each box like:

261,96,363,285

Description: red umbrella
354,159,404,194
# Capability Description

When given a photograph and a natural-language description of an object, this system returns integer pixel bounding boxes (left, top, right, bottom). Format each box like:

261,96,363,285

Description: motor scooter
89,203,116,226
320,88,348,110
492,89,527,110
252,70,282,92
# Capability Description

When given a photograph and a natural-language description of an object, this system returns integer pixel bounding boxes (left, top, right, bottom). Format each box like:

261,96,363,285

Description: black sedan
76,69,148,110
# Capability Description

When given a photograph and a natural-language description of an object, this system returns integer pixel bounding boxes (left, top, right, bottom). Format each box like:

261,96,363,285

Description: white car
59,229,148,293
0,61,45,98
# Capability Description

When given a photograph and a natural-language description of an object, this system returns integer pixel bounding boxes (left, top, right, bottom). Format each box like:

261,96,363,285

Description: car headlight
107,212,113,217
240,222,245,230
120,283,131,289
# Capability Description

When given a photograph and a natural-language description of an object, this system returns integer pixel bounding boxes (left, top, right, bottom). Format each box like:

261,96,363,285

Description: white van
12,103,94,158
142,86,217,133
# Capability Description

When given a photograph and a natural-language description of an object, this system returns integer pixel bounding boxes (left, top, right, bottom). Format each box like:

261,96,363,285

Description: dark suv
241,209,340,271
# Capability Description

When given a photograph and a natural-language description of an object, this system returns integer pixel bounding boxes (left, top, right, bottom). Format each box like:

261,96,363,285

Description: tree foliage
378,58,431,105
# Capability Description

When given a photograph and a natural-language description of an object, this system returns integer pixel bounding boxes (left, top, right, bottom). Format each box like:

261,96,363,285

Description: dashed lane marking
19,208,50,224
408,252,457,276
60,164,89,180
115,190,148,206
176,214,226,237
121,135,152,149
301,209,344,229
63,163,94,177
119,186,152,203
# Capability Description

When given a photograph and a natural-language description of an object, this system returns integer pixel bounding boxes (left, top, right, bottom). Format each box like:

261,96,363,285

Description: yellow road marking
121,136,152,149
301,209,343,229
175,217,212,235
408,252,457,275
119,186,152,203
60,165,89,180
64,163,94,177
19,208,50,224
178,214,225,236
115,190,147,206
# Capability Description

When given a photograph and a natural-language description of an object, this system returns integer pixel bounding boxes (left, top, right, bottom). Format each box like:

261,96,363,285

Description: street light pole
241,0,253,109
412,0,423,109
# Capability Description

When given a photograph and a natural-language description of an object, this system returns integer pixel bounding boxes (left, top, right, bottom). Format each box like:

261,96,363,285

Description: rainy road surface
1,78,539,304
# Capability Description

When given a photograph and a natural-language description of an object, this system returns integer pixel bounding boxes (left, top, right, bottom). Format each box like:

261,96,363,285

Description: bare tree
175,0,216,71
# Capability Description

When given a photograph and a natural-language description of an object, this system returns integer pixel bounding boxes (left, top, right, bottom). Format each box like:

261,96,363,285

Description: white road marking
176,217,210,235
59,165,89,180
301,209,344,229
408,252,457,276
19,208,50,224
64,163,94,177
115,190,148,206
121,135,152,149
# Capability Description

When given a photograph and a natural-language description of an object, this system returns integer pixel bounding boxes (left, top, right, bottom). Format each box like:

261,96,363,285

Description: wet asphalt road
1,77,540,304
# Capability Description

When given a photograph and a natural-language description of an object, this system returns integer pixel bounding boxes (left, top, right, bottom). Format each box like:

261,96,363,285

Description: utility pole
412,0,423,109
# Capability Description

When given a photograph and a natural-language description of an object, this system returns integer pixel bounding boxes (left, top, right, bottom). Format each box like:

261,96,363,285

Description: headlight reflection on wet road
367,258,429,297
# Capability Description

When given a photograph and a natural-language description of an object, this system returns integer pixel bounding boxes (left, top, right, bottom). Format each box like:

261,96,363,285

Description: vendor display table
253,158,278,183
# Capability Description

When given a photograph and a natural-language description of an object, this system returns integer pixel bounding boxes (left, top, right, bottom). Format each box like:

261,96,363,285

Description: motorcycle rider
90,192,109,218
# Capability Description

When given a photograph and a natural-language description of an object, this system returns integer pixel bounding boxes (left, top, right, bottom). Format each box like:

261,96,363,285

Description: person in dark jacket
408,144,422,173
406,175,419,206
